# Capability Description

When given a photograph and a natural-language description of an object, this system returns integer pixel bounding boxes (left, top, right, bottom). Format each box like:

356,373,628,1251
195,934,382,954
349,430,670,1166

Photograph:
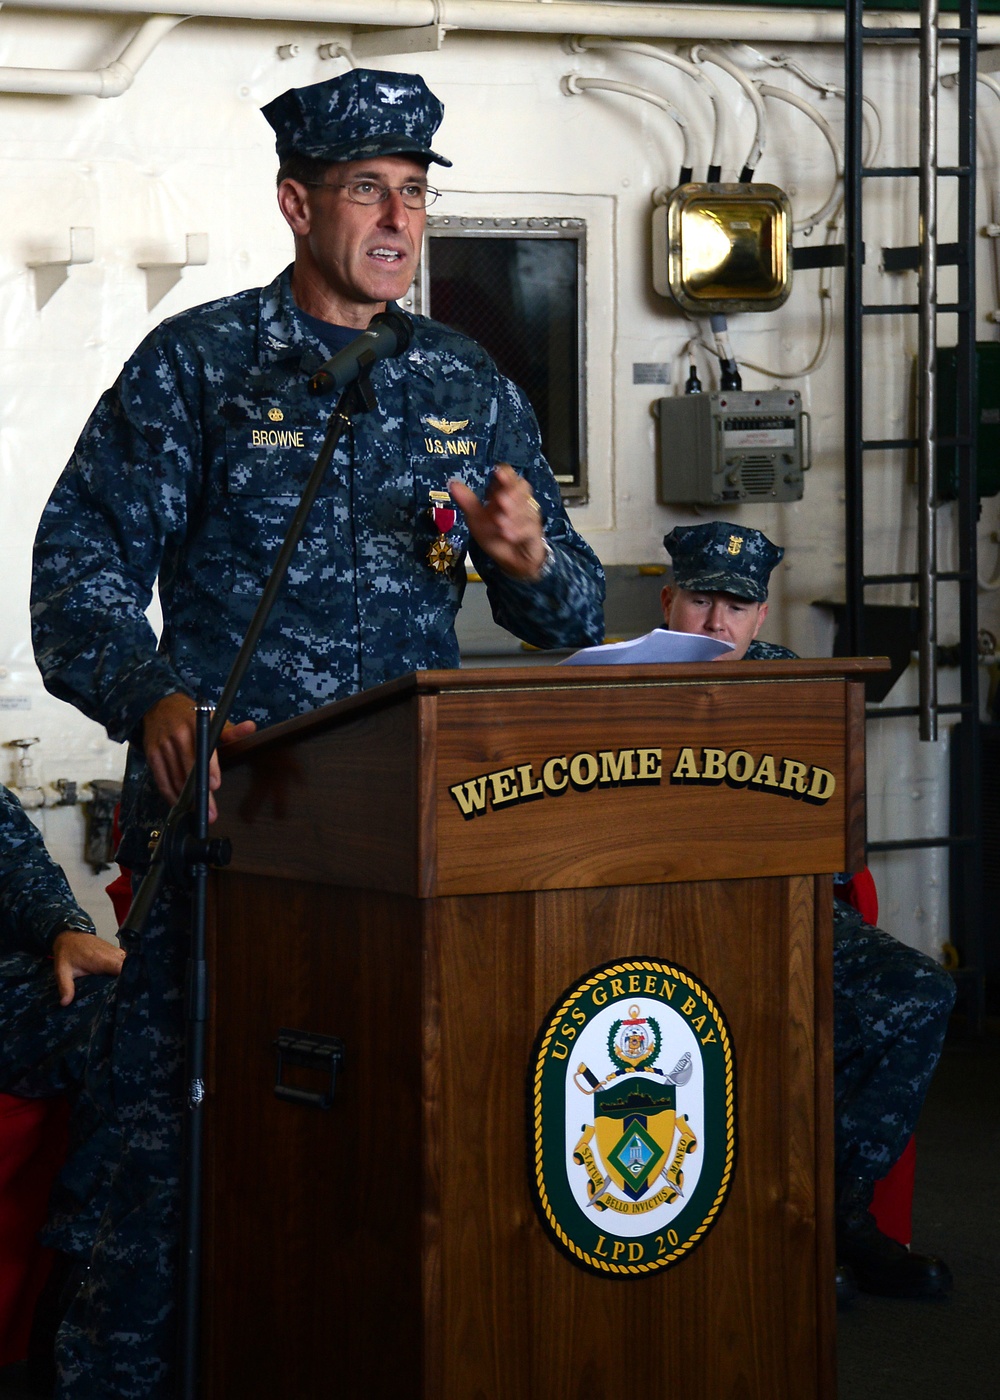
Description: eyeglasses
303,179,441,209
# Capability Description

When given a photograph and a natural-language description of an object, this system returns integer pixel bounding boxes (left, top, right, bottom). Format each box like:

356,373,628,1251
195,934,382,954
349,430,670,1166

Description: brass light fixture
656,183,792,314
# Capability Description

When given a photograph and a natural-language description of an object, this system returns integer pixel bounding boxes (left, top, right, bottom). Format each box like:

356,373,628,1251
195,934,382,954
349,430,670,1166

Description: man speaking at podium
660,521,954,1307
30,69,603,1398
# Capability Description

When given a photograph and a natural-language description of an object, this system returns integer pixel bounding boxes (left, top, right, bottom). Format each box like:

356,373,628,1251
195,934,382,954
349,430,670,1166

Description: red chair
0,1095,68,1367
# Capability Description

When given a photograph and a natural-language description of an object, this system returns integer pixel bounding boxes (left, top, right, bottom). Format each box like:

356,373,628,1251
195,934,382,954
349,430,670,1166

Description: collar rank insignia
428,489,458,575
425,416,470,435
530,960,736,1277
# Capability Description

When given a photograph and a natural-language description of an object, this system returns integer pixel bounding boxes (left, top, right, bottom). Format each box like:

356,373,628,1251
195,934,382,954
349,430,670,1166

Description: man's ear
277,179,312,237
660,584,673,625
751,600,769,639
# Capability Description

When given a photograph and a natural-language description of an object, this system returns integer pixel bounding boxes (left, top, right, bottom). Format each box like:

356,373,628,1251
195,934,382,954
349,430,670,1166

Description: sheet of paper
559,628,734,666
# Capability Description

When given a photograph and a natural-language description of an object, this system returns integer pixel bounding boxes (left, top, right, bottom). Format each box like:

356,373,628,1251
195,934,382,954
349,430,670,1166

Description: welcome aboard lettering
448,745,836,819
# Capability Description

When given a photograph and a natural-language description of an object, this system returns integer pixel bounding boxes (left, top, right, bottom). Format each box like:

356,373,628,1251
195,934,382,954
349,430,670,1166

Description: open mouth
369,247,405,264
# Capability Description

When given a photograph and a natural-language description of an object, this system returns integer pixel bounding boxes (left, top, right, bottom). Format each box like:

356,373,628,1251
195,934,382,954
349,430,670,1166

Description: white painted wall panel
1,12,996,958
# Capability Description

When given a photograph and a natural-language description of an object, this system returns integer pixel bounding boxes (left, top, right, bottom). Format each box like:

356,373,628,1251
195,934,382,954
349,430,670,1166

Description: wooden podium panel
204,875,832,1399
204,662,880,1399
429,673,858,892
215,660,869,897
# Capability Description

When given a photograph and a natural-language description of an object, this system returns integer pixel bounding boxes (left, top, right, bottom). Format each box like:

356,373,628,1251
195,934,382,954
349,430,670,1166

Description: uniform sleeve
31,334,203,744
469,377,605,649
744,641,800,660
0,789,95,958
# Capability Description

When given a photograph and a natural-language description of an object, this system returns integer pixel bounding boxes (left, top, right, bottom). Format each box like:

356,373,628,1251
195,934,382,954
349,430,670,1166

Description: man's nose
378,191,410,230
705,603,727,630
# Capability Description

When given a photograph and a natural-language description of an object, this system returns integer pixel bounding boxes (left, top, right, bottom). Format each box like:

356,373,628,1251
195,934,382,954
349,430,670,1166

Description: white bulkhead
1,2,996,956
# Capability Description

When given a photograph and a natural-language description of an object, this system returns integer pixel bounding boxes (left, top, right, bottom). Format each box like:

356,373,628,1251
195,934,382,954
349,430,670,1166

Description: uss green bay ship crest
530,958,737,1276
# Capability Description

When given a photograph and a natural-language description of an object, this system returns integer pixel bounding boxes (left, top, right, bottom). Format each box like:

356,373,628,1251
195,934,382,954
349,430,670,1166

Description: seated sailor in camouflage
0,781,122,1095
660,520,794,660
661,521,954,1305
0,784,122,1344
30,67,604,1400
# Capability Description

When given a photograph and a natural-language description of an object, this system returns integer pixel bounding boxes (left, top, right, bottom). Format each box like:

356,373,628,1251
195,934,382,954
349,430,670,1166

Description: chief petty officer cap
663,521,784,603
262,68,452,168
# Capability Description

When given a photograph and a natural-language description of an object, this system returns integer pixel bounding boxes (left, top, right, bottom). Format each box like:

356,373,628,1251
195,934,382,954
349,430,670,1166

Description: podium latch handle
273,1028,346,1110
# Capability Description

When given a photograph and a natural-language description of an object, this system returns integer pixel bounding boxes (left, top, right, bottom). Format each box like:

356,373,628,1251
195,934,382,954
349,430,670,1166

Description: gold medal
428,536,457,573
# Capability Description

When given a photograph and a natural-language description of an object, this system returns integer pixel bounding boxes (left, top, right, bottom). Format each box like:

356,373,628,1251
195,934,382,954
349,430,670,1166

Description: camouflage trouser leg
55,884,187,1400
832,907,956,1186
0,951,120,1256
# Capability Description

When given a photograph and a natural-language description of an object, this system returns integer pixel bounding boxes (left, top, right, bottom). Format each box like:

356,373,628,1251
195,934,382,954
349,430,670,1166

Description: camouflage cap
262,68,452,168
663,521,784,602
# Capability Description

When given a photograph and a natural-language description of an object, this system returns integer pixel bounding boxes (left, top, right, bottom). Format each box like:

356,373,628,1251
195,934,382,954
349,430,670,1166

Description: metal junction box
656,390,805,505
652,183,793,314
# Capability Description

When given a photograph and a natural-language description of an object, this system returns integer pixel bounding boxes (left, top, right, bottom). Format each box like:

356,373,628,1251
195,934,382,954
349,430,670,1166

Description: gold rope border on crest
532,958,736,1276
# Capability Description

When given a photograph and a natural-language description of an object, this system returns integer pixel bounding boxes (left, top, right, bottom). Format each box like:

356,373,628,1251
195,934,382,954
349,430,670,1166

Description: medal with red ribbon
428,489,458,574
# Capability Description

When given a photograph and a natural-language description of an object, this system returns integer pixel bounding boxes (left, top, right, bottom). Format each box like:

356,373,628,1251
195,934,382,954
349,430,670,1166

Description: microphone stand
178,699,211,1400
114,369,378,1400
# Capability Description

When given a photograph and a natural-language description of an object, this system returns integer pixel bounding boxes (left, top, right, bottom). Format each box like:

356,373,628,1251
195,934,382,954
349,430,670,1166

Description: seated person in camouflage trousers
660,521,955,1303
0,783,123,1387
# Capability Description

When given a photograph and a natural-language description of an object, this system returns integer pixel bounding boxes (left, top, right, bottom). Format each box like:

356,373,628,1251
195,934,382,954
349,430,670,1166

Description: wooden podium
204,659,880,1400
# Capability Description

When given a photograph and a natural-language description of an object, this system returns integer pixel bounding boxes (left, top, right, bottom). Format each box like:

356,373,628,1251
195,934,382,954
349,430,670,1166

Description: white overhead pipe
569,36,726,179
1,1,993,46
0,14,187,96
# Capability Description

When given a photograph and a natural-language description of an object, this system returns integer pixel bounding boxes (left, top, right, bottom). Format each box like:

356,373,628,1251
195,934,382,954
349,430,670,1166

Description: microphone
307,309,413,396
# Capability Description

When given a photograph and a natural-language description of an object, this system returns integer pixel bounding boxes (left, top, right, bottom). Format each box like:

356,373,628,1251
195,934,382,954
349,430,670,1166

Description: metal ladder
842,0,984,1029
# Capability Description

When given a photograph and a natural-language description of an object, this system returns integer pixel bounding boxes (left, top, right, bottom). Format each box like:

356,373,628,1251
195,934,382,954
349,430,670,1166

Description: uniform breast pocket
224,426,331,594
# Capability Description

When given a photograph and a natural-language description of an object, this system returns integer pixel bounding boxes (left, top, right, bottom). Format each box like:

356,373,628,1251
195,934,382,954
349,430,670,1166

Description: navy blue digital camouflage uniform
0,784,119,1259
666,523,956,1196
30,264,605,1396
743,655,956,1189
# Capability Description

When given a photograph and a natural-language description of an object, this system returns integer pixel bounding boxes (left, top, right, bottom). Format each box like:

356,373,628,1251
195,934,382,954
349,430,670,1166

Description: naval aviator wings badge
530,958,736,1276
425,417,470,434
